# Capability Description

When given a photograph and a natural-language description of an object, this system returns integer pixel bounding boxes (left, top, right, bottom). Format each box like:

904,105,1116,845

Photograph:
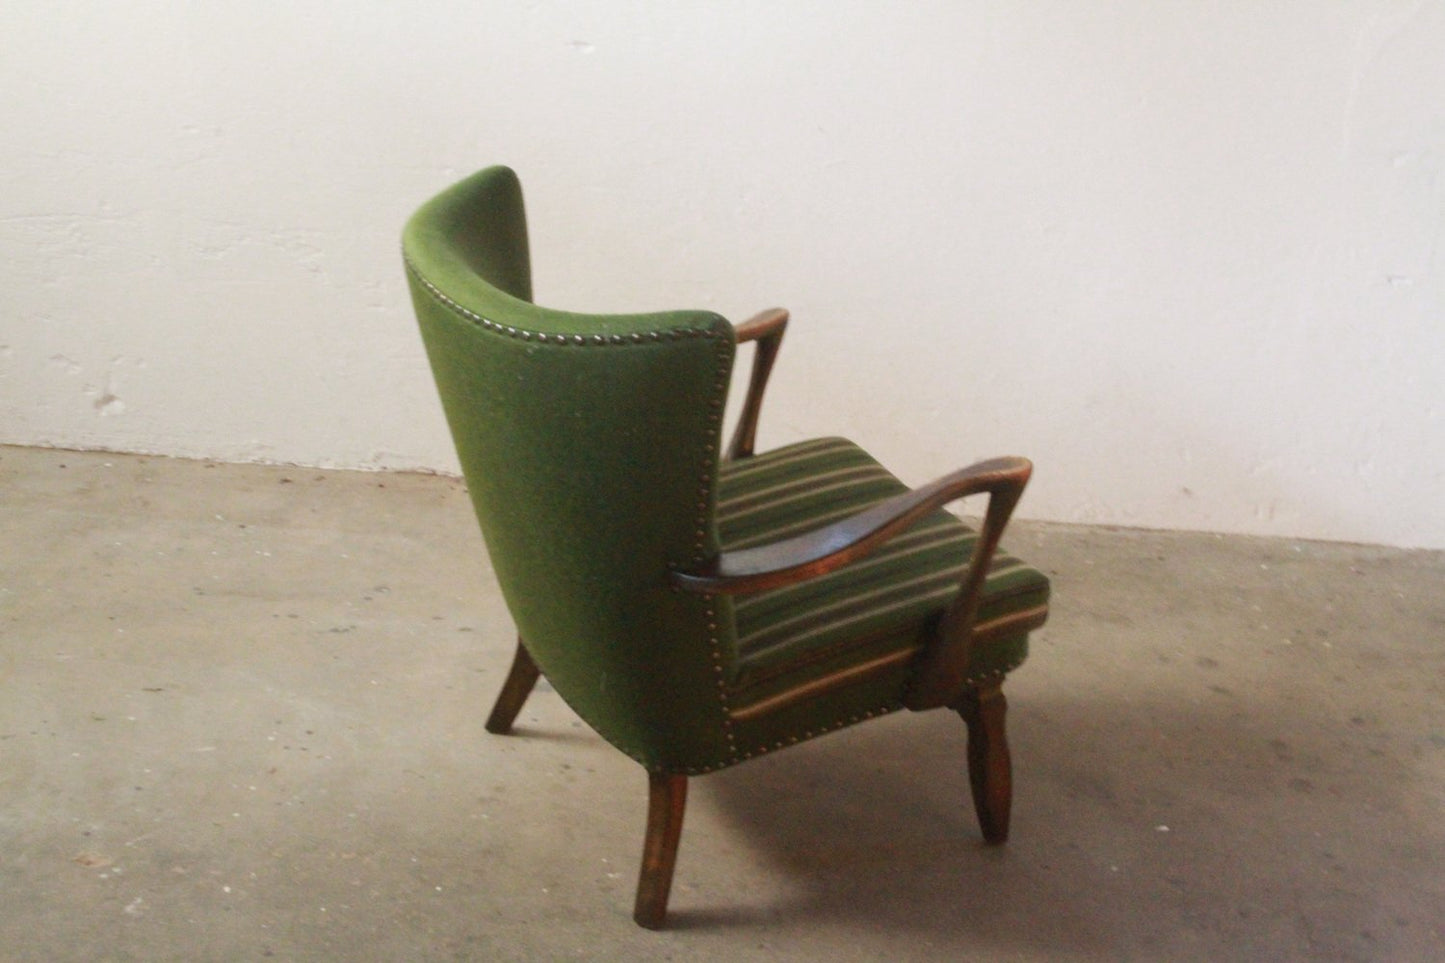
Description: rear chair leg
957,681,1012,843
633,773,688,929
484,638,540,735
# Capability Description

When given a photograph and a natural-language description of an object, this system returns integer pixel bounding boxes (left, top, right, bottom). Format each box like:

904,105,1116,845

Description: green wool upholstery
405,167,738,771
718,437,1048,737
403,166,1048,777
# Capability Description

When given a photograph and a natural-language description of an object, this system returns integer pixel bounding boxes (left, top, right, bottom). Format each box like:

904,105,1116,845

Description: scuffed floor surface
2,444,1442,962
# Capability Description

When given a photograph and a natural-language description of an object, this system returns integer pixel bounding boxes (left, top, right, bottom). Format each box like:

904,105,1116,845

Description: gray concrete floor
2,444,1442,962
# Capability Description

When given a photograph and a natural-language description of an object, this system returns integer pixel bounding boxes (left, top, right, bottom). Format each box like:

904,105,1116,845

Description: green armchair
402,167,1050,928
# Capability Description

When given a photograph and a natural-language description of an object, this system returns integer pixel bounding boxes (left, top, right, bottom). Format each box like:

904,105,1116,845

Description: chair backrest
403,167,739,771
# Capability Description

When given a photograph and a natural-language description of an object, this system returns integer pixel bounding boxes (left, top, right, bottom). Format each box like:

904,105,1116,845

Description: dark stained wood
672,456,1031,594
673,454,1031,713
957,682,1011,843
725,308,789,461
633,773,688,929
731,307,789,344
903,459,1029,710
484,638,541,735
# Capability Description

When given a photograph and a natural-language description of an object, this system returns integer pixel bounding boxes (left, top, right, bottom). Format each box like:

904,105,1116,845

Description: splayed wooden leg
633,772,688,929
484,638,540,735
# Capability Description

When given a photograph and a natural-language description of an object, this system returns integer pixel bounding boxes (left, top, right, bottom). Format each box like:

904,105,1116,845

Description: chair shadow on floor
688,688,1438,959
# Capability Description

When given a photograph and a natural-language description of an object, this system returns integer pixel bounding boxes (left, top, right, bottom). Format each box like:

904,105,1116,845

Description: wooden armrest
672,456,1032,594
732,307,789,344
904,456,1032,710
675,454,1033,711
724,309,789,461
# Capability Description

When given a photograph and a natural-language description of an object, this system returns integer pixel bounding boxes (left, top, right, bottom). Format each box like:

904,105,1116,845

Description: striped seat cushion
717,437,1049,711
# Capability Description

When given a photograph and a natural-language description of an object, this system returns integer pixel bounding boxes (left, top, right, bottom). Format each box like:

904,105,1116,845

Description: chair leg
484,637,540,735
633,772,688,929
957,681,1012,844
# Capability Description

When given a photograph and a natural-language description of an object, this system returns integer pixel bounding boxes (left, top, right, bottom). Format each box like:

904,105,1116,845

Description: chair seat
717,437,1049,711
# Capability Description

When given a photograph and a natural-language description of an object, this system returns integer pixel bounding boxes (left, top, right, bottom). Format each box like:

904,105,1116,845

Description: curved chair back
403,167,738,770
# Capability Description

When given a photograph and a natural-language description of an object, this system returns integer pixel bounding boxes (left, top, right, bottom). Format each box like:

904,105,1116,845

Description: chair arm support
725,308,789,461
671,456,1032,595
902,457,1032,710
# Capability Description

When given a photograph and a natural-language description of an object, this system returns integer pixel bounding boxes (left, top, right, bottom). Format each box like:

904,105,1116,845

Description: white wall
2,2,1442,548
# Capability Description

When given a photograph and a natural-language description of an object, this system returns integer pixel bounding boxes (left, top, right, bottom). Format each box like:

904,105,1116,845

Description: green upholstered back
403,167,739,771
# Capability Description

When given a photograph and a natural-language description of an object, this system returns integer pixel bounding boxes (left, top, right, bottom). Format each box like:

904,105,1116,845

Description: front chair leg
633,773,688,929
484,637,540,735
957,681,1012,843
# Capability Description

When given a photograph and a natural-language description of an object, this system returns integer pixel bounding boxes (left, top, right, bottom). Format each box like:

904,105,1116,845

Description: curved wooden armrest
732,307,789,344
675,454,1033,711
725,308,789,461
672,456,1032,594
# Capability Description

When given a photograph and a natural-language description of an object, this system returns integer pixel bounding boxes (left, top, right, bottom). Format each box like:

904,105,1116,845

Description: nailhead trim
405,259,723,345
699,338,738,753
409,257,740,768
678,703,902,772
960,659,1023,687
675,655,1027,774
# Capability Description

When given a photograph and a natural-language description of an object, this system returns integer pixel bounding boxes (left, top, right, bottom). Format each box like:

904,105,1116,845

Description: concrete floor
2,444,1442,962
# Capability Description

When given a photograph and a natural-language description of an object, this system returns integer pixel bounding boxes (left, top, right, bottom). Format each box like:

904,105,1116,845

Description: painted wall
2,2,1442,548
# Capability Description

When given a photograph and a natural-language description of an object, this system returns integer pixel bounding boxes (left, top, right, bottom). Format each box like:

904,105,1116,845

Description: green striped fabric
717,437,1049,712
